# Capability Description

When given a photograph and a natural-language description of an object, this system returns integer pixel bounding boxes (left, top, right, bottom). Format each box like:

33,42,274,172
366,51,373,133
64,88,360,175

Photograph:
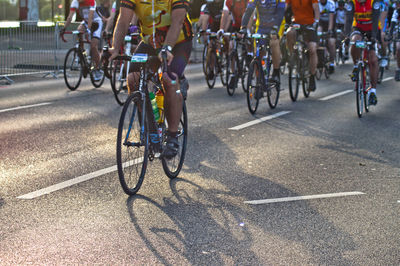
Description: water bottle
155,90,164,123
149,92,160,122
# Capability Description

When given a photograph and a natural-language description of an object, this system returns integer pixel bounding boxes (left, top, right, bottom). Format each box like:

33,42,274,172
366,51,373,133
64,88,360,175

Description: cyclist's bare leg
77,24,85,49
328,37,336,63
286,28,296,54
91,38,100,68
307,41,318,75
381,31,387,57
127,72,140,95
163,75,183,133
270,35,281,69
369,49,378,88
351,34,362,64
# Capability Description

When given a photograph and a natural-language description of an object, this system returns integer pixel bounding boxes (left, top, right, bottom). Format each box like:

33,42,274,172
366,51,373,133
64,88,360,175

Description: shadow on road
125,128,356,264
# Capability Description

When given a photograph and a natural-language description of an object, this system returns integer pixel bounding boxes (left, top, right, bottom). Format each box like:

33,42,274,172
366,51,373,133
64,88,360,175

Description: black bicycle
225,32,241,96
61,30,105,90
288,24,312,102
116,52,188,195
316,31,330,80
246,33,280,114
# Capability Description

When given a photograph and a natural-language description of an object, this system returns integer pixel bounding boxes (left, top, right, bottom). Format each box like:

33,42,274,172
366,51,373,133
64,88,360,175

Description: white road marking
382,77,394,82
17,158,143,199
229,111,291,130
0,102,52,113
244,191,365,205
319,90,353,101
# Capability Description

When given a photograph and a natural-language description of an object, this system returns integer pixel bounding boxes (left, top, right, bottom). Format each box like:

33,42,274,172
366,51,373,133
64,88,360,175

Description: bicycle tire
202,44,208,75
288,65,299,102
364,66,369,113
111,59,129,106
90,70,105,88
246,60,261,114
241,54,250,93
266,55,280,109
324,64,329,79
377,66,384,84
315,67,322,80
63,48,83,91
116,92,148,195
206,50,217,89
226,51,239,96
302,55,310,98
219,53,228,86
356,63,363,118
161,101,188,179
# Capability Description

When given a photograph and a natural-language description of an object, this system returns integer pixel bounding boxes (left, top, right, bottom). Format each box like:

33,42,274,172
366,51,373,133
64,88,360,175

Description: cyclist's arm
371,0,381,39
163,7,188,48
64,9,75,29
344,1,354,36
88,9,94,31
112,7,134,53
313,3,320,23
105,5,116,32
241,2,256,30
220,0,230,32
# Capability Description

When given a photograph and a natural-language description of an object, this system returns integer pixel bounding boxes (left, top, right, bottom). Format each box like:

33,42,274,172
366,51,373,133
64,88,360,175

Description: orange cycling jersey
350,0,381,31
286,0,318,25
120,0,193,49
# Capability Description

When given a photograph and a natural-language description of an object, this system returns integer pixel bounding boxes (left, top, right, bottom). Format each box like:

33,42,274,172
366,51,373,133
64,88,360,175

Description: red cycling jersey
224,0,248,29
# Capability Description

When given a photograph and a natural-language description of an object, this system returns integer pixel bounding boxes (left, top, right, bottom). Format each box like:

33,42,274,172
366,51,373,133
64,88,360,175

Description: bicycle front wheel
111,59,129,106
63,48,83,91
356,63,363,118
162,101,188,179
246,60,261,114
226,51,239,96
116,92,148,195
288,62,299,102
205,50,217,89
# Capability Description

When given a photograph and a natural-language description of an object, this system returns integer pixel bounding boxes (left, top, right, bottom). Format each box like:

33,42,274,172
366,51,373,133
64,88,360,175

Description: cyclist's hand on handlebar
158,47,174,67
312,20,319,31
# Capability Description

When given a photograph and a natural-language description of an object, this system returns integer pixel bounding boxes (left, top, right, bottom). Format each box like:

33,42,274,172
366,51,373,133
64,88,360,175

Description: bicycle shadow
125,128,356,264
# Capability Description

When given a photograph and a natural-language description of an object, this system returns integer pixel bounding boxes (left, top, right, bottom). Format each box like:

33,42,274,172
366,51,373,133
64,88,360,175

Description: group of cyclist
197,0,400,104
58,0,400,159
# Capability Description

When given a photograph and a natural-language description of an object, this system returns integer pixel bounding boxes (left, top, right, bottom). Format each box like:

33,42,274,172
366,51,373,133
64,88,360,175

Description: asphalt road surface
1,62,399,264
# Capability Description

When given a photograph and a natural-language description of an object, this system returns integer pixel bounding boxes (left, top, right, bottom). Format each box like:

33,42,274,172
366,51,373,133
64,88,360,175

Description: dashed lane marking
0,102,52,113
382,77,394,82
244,191,365,204
319,90,353,101
17,158,143,199
229,111,291,130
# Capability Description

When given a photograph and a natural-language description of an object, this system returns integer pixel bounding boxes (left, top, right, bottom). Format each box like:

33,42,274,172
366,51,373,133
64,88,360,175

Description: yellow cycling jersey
120,0,193,48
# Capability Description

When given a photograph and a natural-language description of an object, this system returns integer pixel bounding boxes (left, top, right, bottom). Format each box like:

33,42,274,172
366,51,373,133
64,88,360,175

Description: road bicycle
110,32,141,105
335,28,348,65
288,24,312,102
116,52,188,195
316,31,330,80
201,30,228,89
61,30,105,90
350,36,372,118
246,33,280,114
225,32,241,96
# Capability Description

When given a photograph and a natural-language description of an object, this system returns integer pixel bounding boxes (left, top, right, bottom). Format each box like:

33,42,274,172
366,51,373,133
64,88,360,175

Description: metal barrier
0,20,202,84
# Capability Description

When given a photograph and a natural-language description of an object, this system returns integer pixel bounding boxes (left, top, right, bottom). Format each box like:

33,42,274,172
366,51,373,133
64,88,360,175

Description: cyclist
109,0,193,159
219,0,249,87
345,0,381,105
240,0,286,84
285,0,320,91
387,0,400,80
379,0,390,67
318,0,336,74
336,0,349,60
62,0,104,81
199,0,227,80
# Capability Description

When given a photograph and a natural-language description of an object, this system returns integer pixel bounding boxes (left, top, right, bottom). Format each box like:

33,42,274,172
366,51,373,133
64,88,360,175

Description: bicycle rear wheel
219,53,228,86
202,44,208,75
63,48,83,91
111,59,129,106
246,60,261,114
288,61,299,102
226,51,239,96
205,50,217,89
266,58,280,109
356,63,363,117
240,53,250,93
302,56,310,98
364,66,369,113
117,92,148,195
162,101,188,179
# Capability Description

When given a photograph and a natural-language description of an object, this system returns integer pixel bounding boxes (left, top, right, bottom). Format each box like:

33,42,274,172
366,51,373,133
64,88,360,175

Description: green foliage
0,0,18,21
